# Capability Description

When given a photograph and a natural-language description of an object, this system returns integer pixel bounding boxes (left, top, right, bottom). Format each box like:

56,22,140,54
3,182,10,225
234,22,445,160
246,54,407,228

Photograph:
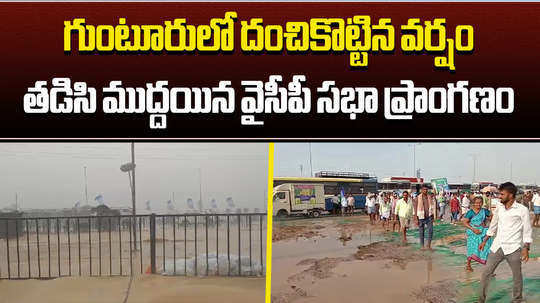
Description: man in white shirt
340,194,348,217
365,193,376,225
395,191,414,244
532,191,540,227
460,193,471,219
478,182,533,303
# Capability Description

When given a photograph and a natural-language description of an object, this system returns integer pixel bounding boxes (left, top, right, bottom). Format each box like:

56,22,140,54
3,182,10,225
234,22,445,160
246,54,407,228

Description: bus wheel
311,210,321,218
276,210,288,218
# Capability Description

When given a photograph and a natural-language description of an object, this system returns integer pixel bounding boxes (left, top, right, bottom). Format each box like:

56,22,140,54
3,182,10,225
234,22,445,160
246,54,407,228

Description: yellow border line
265,143,274,303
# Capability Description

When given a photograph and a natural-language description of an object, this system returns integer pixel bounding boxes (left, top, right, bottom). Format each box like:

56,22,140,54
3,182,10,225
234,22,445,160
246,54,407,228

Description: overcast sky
275,143,540,185
0,143,267,212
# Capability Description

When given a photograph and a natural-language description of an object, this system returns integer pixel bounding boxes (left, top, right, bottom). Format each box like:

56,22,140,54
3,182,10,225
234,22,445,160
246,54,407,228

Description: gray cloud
0,143,268,212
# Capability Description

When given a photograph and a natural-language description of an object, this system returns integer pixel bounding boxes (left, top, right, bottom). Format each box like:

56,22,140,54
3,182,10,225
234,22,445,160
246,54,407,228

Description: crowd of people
343,187,539,233
340,182,535,303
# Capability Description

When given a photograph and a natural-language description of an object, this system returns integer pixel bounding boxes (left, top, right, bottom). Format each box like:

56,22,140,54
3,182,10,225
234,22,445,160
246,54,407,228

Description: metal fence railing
0,213,266,279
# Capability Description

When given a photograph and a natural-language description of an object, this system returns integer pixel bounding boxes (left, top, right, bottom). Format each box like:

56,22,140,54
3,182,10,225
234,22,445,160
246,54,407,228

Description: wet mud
272,215,540,303
272,224,326,242
354,241,432,269
412,280,458,303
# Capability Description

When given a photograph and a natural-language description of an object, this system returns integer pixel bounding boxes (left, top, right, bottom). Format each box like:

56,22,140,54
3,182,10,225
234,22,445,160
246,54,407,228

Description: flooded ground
0,275,265,303
272,215,540,303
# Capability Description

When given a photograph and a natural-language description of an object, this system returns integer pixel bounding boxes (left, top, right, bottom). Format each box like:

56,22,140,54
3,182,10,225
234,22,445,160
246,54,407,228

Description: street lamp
468,153,479,183
308,143,313,177
410,143,421,177
120,143,137,251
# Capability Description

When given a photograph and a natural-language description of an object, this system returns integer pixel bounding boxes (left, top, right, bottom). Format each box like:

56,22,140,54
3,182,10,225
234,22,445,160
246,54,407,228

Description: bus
448,183,472,193
377,181,412,192
378,177,425,193
273,176,378,195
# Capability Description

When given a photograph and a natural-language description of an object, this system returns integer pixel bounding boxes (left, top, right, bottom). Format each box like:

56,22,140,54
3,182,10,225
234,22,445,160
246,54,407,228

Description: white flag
95,194,104,205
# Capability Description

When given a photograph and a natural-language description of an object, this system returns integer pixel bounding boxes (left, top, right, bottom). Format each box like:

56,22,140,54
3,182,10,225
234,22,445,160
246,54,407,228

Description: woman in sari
462,196,493,271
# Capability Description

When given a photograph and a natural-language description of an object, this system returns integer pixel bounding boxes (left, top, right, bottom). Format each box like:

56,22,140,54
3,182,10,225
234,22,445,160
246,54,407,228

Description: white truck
273,183,326,218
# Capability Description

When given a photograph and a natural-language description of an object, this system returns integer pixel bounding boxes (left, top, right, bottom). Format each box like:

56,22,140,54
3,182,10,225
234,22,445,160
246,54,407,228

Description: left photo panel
0,143,268,303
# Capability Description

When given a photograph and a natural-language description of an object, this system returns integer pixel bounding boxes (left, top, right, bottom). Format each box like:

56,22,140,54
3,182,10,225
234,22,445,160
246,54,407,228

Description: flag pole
131,142,137,251
84,166,88,205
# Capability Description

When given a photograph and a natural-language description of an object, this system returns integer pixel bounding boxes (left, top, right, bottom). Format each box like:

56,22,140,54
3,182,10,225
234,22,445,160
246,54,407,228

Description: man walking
340,193,348,217
479,182,533,303
532,191,540,227
482,192,491,210
395,191,413,244
414,185,437,250
437,191,447,221
450,193,460,224
366,193,376,224
461,192,471,220
347,194,355,216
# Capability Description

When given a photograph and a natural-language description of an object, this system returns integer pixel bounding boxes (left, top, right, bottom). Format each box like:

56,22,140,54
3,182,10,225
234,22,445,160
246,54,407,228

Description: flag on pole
186,198,194,209
167,200,174,211
340,187,346,206
197,200,203,211
226,197,235,208
95,194,104,205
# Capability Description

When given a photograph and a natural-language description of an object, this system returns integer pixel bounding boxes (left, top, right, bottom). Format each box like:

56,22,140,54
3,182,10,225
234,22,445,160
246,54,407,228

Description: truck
273,183,326,218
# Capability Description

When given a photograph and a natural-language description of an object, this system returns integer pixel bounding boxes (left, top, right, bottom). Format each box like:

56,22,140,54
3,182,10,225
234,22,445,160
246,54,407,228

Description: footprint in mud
271,285,309,303
338,231,353,245
287,256,354,283
412,280,458,303
354,241,432,269
273,225,325,242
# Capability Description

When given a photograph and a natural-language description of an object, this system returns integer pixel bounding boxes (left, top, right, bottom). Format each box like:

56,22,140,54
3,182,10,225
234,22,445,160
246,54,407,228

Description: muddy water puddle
273,250,456,303
273,217,451,303
273,217,540,303
274,228,385,259
295,259,453,303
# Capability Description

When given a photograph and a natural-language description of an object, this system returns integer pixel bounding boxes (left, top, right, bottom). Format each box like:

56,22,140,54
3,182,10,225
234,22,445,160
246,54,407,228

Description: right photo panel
271,143,539,303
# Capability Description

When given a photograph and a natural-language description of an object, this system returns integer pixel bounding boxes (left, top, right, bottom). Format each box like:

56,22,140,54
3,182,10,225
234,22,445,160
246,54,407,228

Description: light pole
130,143,136,250
308,143,313,177
413,144,416,176
469,153,479,183
411,143,421,177
199,167,203,212
120,142,137,251
84,166,88,205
